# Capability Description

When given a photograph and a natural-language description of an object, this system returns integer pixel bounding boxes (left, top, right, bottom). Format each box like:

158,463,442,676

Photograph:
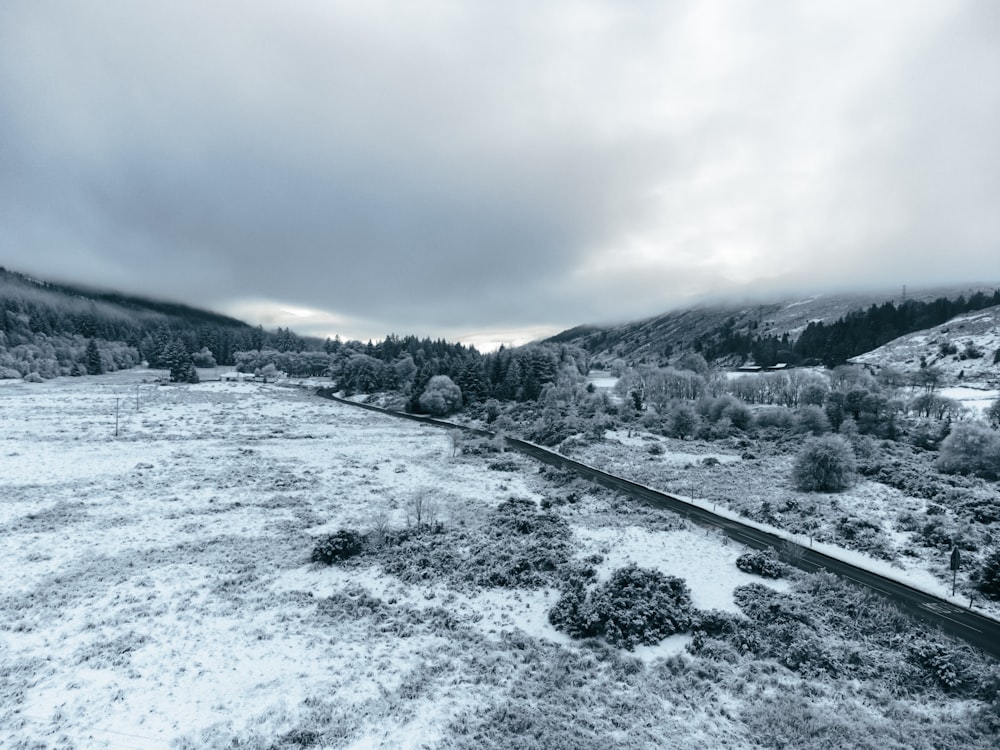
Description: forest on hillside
701,290,1000,367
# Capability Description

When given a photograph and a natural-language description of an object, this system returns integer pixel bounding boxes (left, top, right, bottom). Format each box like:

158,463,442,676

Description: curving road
314,388,1000,658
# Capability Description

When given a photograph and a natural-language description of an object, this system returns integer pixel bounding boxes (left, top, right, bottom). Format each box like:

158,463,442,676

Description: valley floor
1,373,997,748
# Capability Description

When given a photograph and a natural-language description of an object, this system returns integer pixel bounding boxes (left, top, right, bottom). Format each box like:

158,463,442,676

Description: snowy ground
939,386,1000,417
574,430,1000,621
2,372,784,749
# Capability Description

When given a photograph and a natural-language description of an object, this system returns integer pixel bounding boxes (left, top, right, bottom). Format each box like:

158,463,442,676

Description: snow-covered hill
547,283,1000,366
851,305,1000,386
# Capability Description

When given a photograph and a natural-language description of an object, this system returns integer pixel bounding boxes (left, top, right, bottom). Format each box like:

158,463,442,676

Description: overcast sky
2,1,998,349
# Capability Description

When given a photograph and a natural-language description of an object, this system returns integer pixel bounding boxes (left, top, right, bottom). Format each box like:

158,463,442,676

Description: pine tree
165,339,198,383
85,338,103,375
978,549,1000,600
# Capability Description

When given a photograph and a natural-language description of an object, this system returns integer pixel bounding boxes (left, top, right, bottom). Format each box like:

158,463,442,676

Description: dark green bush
977,549,1000,600
735,549,787,578
311,529,365,564
549,565,694,649
834,516,893,560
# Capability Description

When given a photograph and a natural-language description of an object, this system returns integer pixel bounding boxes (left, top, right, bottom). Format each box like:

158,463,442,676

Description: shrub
549,565,694,649
754,406,794,431
488,458,519,472
987,399,1000,429
547,578,592,638
908,640,970,692
793,405,830,436
666,402,700,439
311,529,365,564
977,549,1000,600
835,516,893,559
792,435,857,492
379,497,572,589
419,375,463,416
935,423,1000,480
736,549,787,579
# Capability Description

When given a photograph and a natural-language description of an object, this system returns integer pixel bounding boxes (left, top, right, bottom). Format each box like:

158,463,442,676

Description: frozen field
2,373,784,749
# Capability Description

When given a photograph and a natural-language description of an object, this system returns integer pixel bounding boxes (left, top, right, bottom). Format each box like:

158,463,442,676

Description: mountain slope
547,284,1000,367
851,305,1000,383
0,266,250,332
0,266,261,375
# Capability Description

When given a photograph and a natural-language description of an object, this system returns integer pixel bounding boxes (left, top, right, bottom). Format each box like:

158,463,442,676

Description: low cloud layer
2,1,998,346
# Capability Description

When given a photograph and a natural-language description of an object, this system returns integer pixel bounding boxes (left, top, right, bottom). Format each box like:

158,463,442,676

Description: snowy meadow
2,373,998,749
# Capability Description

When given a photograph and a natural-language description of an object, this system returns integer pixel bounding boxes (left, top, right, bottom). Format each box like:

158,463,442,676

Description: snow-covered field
2,372,784,749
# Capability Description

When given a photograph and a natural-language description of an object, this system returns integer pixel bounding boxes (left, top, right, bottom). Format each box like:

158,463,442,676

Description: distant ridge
0,266,250,330
546,284,1000,368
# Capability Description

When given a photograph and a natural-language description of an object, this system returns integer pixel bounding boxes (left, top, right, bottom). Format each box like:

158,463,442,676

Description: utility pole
950,547,961,596
115,398,120,438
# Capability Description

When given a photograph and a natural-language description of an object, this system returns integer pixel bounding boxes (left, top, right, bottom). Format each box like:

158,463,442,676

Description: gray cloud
2,1,998,345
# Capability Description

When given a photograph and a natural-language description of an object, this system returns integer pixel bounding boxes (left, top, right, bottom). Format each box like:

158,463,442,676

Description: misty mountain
0,266,276,376
0,266,250,331
547,285,1000,369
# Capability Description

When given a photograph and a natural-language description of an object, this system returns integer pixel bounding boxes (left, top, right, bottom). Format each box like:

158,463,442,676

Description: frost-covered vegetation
3,374,999,748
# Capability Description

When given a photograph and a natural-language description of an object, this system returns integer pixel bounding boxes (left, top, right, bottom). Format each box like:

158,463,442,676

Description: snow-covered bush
487,457,519,472
793,405,830,436
191,347,217,368
987,398,1000,429
935,423,1000,480
754,406,794,431
665,401,700,439
378,497,572,589
908,639,971,692
976,549,1000,601
735,549,787,579
835,516,893,559
418,375,463,416
549,565,694,649
311,529,365,564
792,435,857,492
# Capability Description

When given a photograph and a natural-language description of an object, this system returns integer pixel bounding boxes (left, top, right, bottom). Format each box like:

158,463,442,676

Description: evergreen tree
85,338,103,374
165,339,199,383
978,549,1000,600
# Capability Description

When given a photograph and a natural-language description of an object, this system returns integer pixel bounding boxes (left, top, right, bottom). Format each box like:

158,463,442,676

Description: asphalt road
314,389,1000,659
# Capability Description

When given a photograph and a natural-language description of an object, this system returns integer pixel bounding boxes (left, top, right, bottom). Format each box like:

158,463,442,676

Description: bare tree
407,490,439,530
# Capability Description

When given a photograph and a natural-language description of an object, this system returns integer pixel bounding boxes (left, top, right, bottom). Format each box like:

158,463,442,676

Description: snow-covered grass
2,372,997,749
576,431,1000,620
0,373,755,747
